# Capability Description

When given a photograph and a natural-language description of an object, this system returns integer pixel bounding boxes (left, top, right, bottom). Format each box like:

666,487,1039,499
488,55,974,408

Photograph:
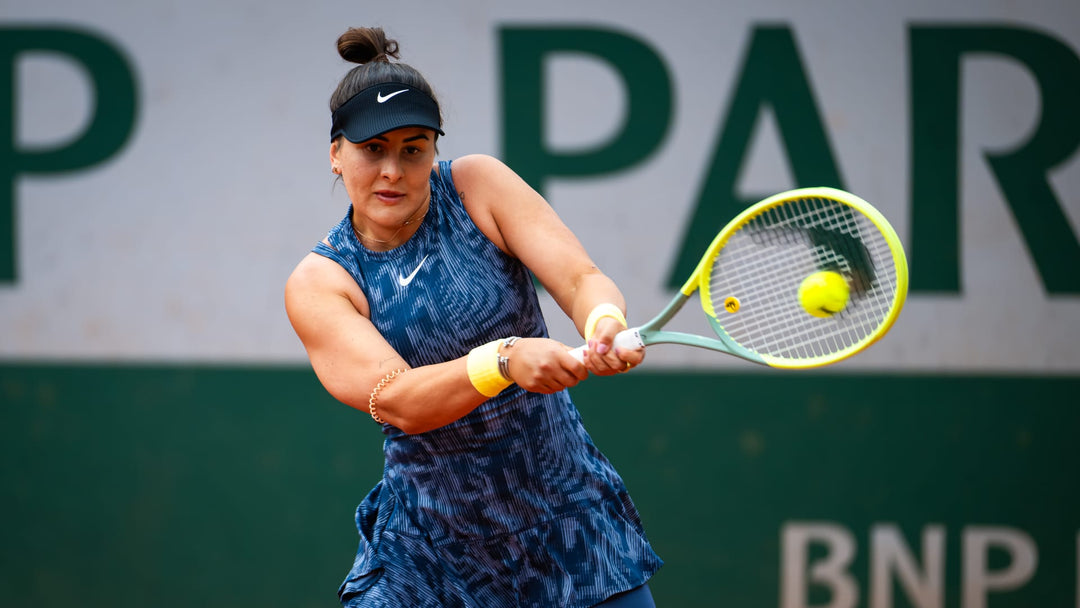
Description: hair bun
337,27,400,64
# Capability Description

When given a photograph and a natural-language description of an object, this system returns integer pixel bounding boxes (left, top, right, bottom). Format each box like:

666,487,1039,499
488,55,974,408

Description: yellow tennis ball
798,271,850,318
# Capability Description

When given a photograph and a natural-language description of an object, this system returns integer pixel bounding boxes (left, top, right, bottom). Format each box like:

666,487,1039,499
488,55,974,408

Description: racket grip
568,328,645,363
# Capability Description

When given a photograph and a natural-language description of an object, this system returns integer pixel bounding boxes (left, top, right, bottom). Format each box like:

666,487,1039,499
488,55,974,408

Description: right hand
504,337,589,394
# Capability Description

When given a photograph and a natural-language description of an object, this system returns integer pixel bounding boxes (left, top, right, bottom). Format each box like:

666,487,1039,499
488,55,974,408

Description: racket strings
740,202,893,357
708,196,899,361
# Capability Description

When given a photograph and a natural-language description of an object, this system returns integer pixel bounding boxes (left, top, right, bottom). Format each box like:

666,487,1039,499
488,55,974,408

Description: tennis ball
798,271,850,318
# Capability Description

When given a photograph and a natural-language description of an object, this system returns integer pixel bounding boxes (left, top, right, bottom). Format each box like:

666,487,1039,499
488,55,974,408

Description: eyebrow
370,133,431,143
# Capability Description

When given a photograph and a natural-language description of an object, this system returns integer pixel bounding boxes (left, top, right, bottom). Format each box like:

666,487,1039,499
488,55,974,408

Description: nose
379,156,403,182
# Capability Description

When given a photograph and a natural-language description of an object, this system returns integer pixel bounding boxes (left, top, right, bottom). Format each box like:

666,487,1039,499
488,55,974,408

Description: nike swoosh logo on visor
377,89,408,103
398,255,429,287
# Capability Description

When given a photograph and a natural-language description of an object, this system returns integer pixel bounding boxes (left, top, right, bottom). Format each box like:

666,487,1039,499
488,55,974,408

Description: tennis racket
570,187,908,369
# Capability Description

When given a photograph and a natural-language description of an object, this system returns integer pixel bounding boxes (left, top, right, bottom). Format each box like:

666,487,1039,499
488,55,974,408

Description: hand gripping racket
571,187,908,369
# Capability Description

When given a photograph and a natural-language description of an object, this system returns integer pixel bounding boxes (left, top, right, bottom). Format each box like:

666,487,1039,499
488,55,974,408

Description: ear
329,140,342,174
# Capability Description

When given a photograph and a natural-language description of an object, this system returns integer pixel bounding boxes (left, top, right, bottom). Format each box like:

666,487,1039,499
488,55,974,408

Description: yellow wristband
467,339,514,397
584,303,627,340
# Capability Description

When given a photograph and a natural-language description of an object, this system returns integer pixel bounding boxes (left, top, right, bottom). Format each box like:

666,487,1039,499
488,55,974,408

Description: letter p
0,26,138,283
499,26,672,197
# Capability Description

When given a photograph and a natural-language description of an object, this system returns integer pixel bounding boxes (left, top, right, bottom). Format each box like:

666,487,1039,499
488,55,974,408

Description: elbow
392,419,433,435
320,372,448,435
366,413,436,435
380,406,450,435
328,388,432,434
385,407,442,435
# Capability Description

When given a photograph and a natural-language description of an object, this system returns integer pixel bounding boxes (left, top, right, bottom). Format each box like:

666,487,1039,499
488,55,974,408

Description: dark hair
329,27,442,129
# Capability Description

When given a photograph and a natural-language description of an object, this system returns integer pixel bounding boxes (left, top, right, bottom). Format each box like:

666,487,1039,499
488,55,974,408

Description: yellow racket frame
683,187,909,368
571,187,908,368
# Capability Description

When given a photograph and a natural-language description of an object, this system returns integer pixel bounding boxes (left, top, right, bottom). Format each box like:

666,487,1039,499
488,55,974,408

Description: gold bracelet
467,339,514,397
584,303,627,340
368,369,406,424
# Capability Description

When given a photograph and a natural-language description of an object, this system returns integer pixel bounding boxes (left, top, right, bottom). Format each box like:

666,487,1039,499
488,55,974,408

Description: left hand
583,316,644,376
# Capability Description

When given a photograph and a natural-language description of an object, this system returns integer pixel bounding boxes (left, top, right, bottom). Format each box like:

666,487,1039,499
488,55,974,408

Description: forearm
360,358,488,434
366,335,587,433
556,268,643,374
568,271,628,338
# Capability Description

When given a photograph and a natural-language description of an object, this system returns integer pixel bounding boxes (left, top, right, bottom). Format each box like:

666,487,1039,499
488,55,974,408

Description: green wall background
3,364,1077,606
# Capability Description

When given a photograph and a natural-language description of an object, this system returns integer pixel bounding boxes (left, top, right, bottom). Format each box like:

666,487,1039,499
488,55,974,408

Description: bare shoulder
286,251,340,290
285,251,369,318
452,154,545,209
447,155,563,262
451,153,510,175
450,154,521,192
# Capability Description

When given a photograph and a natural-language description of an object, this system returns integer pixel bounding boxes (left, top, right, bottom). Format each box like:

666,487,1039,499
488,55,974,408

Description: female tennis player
284,26,662,607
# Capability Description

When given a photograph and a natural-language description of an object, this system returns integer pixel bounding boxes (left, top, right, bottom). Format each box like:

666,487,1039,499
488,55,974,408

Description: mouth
374,190,406,203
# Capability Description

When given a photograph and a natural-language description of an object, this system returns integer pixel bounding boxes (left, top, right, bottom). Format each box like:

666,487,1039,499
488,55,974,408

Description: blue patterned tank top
313,159,661,607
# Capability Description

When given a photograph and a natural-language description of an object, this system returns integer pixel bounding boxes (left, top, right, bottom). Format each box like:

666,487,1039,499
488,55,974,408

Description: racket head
692,187,908,368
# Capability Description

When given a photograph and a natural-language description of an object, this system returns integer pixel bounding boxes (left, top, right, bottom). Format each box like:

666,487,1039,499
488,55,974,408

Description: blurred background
2,1,1078,606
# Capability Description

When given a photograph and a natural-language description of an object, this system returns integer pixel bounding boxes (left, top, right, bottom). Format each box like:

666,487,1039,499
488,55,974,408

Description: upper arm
284,252,408,408
451,154,605,310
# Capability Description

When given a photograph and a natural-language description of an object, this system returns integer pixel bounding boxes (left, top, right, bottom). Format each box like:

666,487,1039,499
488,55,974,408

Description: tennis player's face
332,127,437,228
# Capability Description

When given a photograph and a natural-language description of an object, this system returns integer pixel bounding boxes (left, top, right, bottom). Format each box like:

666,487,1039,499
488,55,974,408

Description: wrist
584,303,627,340
497,336,520,381
467,338,517,397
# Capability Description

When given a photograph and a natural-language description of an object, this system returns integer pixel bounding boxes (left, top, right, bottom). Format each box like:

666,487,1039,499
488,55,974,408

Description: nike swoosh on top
397,255,429,287
377,89,409,103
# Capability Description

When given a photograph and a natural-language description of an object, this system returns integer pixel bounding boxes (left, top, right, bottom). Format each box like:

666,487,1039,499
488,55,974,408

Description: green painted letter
910,26,1080,294
666,26,843,288
0,26,138,283
499,26,671,197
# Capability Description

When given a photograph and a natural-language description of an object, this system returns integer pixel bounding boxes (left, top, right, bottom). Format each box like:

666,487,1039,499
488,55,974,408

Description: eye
364,142,383,154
